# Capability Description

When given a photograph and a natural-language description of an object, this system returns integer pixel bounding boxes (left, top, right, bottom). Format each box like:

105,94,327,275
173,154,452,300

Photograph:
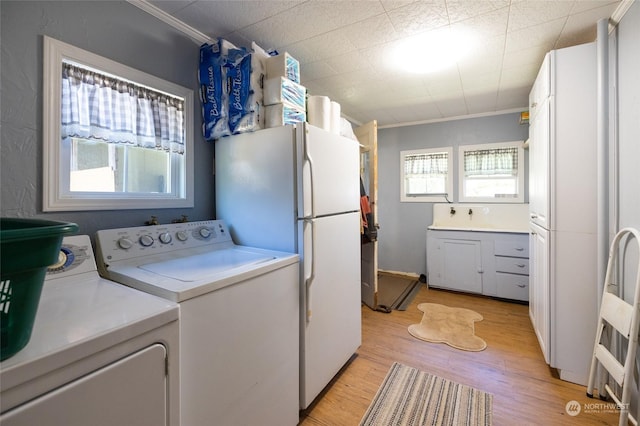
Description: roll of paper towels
307,95,331,131
330,101,341,135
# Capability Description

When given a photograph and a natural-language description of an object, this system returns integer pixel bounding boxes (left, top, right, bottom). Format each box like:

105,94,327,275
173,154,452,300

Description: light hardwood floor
299,284,620,425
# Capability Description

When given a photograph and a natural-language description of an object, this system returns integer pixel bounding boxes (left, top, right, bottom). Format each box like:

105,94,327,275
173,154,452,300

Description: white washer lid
139,248,274,282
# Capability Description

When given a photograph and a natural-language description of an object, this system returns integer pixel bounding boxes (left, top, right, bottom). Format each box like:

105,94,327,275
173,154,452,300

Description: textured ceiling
147,0,621,127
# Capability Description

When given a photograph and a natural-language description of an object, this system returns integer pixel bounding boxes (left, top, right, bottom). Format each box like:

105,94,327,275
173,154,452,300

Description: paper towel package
265,103,306,128
263,77,306,109
265,52,300,83
330,101,341,135
307,95,331,131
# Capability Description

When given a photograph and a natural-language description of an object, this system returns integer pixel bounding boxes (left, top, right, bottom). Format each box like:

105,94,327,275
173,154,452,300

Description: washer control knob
118,237,134,250
176,231,188,241
159,232,172,244
199,227,211,239
139,234,154,247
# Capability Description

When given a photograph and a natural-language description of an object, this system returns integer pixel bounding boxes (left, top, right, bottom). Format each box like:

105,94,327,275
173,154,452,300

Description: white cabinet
426,230,529,301
529,53,550,118
527,42,598,385
494,234,530,302
529,223,550,363
528,98,550,229
428,238,483,293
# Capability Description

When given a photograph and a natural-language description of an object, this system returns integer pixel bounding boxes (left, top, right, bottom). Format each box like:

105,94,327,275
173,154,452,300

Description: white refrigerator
214,123,362,409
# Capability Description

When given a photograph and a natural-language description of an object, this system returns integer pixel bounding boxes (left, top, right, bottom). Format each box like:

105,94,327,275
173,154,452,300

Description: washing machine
0,235,180,426
95,219,300,426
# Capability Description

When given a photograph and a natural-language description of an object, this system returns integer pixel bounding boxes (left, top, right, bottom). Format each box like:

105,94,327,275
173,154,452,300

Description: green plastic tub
1,218,78,361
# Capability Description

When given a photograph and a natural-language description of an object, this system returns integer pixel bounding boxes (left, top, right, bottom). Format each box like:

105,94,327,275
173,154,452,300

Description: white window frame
458,141,525,203
43,36,194,211
400,147,453,202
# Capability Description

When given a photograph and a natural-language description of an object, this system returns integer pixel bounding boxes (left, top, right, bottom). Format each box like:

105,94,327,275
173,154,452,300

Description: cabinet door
1,344,167,426
529,224,550,363
441,239,483,293
529,52,550,120
529,98,550,229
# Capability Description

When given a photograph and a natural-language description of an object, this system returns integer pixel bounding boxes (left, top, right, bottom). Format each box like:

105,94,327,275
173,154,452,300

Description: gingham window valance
464,147,518,176
405,152,449,175
61,62,185,154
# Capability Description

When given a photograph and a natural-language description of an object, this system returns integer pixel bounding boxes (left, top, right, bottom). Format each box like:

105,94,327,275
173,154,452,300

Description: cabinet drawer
494,240,529,258
496,273,529,301
495,256,529,275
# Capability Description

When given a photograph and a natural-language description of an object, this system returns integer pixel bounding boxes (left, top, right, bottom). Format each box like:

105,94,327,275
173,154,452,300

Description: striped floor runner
360,362,493,426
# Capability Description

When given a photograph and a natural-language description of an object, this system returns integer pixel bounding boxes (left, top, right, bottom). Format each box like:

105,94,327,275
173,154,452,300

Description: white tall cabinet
528,42,599,386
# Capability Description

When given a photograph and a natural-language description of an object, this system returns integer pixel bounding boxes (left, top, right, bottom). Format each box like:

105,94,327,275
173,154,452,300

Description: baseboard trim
378,269,420,280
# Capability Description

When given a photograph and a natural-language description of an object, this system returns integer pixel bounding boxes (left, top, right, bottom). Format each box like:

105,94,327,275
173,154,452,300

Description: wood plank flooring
299,285,620,425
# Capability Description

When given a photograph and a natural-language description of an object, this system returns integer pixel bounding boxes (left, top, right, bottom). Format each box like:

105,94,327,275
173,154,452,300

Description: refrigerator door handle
304,217,316,323
304,138,315,218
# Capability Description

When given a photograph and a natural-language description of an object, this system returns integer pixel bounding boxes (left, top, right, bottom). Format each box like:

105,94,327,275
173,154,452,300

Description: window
458,141,524,203
43,36,194,211
401,147,453,202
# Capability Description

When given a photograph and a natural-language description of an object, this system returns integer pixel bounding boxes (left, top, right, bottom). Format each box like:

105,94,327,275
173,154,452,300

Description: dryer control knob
118,237,134,250
199,227,211,239
159,232,172,244
176,231,188,241
139,234,154,247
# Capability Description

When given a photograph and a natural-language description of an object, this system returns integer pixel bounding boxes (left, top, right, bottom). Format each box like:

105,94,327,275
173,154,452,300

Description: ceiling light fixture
391,27,475,74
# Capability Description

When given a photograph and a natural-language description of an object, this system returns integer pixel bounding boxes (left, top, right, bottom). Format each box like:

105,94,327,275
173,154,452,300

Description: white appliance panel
179,263,299,426
2,344,167,426
95,221,300,426
215,125,297,252
300,211,362,408
0,236,179,424
297,124,360,219
140,248,274,281
214,125,363,409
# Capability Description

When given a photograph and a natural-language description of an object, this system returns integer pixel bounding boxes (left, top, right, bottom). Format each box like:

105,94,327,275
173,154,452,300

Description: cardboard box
263,77,306,109
265,52,300,83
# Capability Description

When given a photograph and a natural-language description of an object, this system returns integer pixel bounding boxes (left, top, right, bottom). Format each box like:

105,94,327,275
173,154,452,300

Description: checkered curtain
464,147,518,176
61,62,184,154
405,152,448,175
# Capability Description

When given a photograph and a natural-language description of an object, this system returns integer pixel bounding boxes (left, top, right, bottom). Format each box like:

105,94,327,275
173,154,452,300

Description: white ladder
587,227,640,426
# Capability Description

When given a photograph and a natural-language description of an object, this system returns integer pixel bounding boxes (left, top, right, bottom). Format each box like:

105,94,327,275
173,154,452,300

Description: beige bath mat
408,303,486,351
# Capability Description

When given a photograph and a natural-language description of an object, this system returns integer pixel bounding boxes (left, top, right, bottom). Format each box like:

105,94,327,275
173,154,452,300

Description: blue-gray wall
377,113,529,275
0,1,215,237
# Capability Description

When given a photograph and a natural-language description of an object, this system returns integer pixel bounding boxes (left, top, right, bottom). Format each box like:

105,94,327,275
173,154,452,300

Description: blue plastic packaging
199,40,230,140
226,48,259,134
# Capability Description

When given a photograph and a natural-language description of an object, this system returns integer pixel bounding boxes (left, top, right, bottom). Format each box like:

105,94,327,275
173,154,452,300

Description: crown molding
610,0,636,28
127,0,211,45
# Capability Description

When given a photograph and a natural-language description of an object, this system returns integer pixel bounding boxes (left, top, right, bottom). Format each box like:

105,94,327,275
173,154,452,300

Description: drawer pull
517,264,526,268
517,284,526,288
515,247,524,251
